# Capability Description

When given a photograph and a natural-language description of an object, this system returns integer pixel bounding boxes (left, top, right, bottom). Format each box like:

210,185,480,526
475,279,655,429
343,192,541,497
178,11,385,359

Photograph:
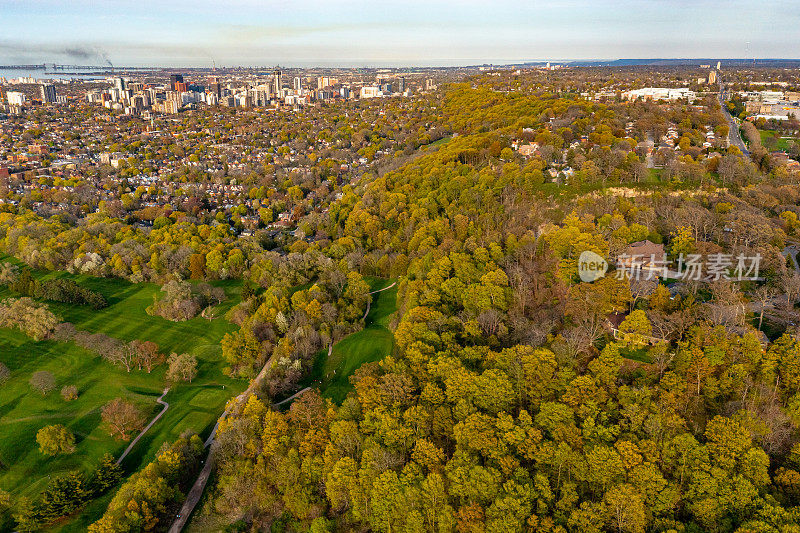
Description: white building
621,88,696,102
6,91,26,106
360,86,381,99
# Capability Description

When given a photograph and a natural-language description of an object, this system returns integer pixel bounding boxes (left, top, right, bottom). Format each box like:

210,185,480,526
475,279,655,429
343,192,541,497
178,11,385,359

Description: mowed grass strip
306,277,398,404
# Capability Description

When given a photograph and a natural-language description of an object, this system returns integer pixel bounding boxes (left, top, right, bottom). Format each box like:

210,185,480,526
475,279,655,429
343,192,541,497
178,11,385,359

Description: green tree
603,484,646,533
36,424,76,456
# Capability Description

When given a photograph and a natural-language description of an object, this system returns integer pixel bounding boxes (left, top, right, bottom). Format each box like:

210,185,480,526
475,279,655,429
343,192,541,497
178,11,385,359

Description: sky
1,0,799,67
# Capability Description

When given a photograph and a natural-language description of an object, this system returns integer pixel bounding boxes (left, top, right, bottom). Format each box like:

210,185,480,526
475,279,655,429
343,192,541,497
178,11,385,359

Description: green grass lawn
0,258,245,531
421,135,454,151
759,129,798,152
305,277,398,404
647,168,664,183
619,346,652,363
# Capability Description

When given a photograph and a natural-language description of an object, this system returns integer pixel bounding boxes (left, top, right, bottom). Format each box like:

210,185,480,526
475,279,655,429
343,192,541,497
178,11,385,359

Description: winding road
116,388,170,465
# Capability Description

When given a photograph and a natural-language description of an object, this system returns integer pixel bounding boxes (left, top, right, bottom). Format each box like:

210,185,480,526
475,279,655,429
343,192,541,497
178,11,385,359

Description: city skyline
2,0,800,67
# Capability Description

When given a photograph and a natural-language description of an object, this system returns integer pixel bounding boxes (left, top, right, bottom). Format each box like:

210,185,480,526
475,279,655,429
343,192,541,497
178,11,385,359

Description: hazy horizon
2,0,799,68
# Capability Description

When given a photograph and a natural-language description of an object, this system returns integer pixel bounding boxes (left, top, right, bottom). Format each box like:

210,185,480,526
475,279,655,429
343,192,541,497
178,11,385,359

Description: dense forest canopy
3,68,800,532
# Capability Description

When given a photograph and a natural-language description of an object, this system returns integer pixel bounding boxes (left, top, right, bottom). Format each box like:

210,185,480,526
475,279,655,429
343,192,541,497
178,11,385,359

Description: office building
621,87,696,102
708,70,717,85
170,74,184,91
398,76,405,93
113,77,125,91
273,69,282,96
164,99,179,114
40,83,57,103
209,76,221,98
294,76,302,91
360,86,381,99
6,91,26,106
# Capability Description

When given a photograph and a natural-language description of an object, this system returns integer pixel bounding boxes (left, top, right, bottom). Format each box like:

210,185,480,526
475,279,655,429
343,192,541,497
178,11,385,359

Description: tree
36,424,76,456
189,253,206,279
37,471,90,522
0,488,10,510
705,281,746,328
102,343,138,372
88,434,203,532
603,484,646,533
29,371,55,395
764,131,779,152
90,453,123,494
222,328,263,378
618,310,653,347
753,284,777,331
131,339,163,372
0,297,60,340
101,398,145,440
60,385,78,401
165,352,198,382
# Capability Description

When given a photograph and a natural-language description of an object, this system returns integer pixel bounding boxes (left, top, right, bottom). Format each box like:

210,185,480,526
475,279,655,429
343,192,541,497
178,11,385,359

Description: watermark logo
576,250,762,282
614,252,761,282
578,250,608,282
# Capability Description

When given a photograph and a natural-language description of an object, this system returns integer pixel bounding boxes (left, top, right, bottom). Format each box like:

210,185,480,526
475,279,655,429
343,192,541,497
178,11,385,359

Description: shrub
61,385,78,401
146,280,224,321
36,424,76,456
29,371,55,395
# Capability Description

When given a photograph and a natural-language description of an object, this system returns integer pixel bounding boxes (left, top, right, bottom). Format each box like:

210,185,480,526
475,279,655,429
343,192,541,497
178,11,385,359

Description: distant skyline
2,0,799,67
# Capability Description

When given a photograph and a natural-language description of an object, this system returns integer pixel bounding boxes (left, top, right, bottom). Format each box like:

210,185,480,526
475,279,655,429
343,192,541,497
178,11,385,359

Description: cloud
0,41,112,64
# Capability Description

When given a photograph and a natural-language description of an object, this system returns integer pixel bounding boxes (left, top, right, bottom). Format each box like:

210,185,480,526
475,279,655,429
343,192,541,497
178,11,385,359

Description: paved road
168,352,279,533
645,133,655,169
718,85,750,156
272,386,312,408
116,388,169,465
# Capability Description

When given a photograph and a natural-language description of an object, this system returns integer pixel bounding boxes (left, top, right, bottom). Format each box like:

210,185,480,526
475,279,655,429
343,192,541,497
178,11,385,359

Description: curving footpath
168,357,276,533
116,388,170,465
272,386,312,408
169,281,397,533
362,281,397,320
